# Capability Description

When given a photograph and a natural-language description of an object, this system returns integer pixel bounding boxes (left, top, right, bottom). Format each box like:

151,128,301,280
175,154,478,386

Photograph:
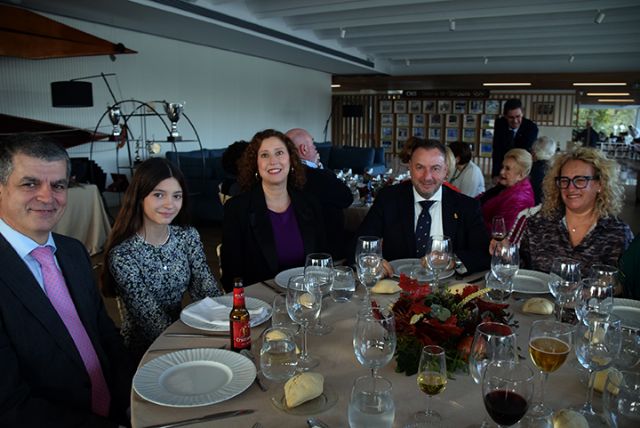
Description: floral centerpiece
391,274,511,376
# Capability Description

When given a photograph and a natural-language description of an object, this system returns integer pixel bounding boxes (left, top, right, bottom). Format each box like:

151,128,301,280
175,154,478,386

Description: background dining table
131,276,592,428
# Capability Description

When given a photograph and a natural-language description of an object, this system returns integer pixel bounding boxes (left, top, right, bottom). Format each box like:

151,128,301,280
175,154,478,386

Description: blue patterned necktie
415,200,435,257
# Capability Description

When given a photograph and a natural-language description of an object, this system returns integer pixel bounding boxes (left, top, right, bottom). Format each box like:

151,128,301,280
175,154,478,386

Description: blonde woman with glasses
519,147,633,276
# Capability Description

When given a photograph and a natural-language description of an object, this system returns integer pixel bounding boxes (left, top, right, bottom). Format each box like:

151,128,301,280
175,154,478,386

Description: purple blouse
268,204,305,269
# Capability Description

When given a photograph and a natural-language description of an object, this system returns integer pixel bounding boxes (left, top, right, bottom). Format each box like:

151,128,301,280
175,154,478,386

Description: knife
141,409,254,428
164,332,229,338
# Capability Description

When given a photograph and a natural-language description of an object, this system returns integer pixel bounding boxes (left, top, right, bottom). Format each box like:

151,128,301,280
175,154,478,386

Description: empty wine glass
591,263,621,296
469,322,518,384
574,316,622,426
603,370,640,428
331,265,356,303
575,277,614,325
527,320,574,420
482,361,535,427
489,241,519,303
305,253,334,335
424,235,452,292
414,345,447,423
286,275,321,371
355,236,383,303
492,215,507,242
548,258,581,322
353,307,396,380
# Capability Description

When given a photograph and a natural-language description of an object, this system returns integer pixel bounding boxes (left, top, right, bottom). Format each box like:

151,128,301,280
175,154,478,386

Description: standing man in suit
286,128,353,259
491,98,539,180
0,135,133,427
357,138,489,274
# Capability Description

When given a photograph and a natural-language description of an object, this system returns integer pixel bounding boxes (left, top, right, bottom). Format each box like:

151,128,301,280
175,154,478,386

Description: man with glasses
491,98,539,181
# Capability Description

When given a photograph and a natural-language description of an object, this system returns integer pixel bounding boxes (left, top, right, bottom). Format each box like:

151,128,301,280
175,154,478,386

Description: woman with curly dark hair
220,129,326,290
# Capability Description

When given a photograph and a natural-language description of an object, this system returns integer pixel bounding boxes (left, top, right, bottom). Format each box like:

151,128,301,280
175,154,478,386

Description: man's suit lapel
0,235,85,369
248,187,279,273
441,187,459,244
399,182,417,257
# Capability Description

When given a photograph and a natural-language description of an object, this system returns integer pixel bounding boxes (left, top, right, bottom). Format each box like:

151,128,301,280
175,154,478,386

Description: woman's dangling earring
255,172,259,180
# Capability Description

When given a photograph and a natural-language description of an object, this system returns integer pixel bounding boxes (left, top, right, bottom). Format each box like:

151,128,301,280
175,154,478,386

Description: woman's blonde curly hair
237,129,306,191
540,147,624,218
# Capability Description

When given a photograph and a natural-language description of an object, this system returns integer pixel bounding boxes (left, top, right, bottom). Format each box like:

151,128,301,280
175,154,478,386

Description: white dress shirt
412,185,443,237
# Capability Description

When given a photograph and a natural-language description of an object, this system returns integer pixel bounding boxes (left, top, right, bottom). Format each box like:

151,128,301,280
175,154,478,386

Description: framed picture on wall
485,100,500,114
412,127,425,138
447,114,459,126
397,114,410,126
446,128,459,142
480,142,493,157
397,127,409,141
481,114,495,128
394,100,407,113
462,128,476,142
429,127,442,140
533,102,555,123
438,100,451,114
423,100,436,113
481,128,494,142
469,100,484,114
381,139,393,152
381,127,393,139
429,113,443,126
413,114,425,126
453,100,466,114
379,100,392,113
463,114,477,127
409,100,422,113
381,114,394,126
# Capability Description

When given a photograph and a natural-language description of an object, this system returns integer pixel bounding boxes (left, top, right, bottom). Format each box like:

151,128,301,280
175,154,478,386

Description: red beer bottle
229,278,251,351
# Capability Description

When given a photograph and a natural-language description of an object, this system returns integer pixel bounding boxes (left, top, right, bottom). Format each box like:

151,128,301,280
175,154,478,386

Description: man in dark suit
286,128,353,259
491,98,539,180
357,138,489,274
0,135,132,427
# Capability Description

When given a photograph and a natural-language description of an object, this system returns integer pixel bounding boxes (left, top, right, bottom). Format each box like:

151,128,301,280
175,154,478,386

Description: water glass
348,375,395,428
548,258,581,322
603,370,640,427
591,263,621,295
490,241,519,295
424,235,452,292
617,326,640,369
331,265,356,302
271,295,299,334
259,327,298,382
575,277,613,325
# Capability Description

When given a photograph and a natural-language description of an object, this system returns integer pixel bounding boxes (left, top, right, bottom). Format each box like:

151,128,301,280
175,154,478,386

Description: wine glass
548,258,582,322
574,316,622,426
591,263,621,296
575,277,614,325
259,327,298,399
424,235,452,292
488,241,519,303
355,236,383,303
353,307,396,380
304,253,334,335
603,370,640,428
414,345,447,423
482,361,535,427
348,375,395,428
617,325,640,370
331,265,356,303
527,320,573,420
469,322,518,384
286,275,321,371
492,216,507,242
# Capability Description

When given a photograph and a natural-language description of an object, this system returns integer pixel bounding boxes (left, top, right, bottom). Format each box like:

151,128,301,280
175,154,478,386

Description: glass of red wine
492,216,507,242
482,361,535,427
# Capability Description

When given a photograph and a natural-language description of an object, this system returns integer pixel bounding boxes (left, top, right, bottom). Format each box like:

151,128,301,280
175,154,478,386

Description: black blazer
303,166,353,259
220,185,327,290
357,182,490,274
491,116,539,177
0,234,133,428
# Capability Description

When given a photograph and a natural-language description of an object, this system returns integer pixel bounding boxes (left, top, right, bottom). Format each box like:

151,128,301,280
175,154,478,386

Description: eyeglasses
554,175,599,189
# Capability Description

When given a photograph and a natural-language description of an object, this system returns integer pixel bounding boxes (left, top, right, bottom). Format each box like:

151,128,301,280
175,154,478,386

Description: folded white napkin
183,297,267,327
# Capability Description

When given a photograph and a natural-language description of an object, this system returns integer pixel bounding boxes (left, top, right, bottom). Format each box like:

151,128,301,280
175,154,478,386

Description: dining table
131,274,593,428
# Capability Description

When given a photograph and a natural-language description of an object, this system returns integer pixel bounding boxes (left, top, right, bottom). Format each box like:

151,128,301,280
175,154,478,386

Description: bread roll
284,372,324,408
522,297,554,315
264,329,301,355
552,409,588,428
372,279,401,294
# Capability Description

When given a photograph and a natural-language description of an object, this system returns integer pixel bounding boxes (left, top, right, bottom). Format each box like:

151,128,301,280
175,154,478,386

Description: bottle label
233,288,245,307
231,320,251,349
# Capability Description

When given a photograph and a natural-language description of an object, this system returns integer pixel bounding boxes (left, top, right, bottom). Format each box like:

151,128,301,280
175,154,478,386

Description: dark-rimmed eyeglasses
554,175,599,189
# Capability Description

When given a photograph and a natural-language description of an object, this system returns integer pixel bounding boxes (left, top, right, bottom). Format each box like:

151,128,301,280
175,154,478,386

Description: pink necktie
31,246,111,417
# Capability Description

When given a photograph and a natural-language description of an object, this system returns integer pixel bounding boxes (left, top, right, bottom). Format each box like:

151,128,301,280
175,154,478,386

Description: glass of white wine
415,345,447,423
526,319,574,421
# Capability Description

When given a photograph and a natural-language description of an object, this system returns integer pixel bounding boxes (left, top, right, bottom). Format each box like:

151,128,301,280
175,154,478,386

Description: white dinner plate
612,298,640,329
389,258,455,281
274,267,305,289
133,348,255,407
180,296,271,332
512,269,550,294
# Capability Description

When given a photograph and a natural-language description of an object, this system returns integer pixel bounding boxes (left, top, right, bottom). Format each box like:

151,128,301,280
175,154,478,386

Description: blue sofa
315,142,386,175
166,149,226,222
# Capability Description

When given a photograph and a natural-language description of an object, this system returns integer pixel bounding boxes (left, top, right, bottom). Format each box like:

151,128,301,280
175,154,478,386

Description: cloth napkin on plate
182,297,267,327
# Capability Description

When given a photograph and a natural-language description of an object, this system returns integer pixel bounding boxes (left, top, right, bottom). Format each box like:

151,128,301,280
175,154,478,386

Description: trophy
164,102,184,141
108,106,122,140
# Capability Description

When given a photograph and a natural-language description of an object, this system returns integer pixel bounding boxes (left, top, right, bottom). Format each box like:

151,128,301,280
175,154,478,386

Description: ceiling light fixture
586,92,630,96
340,28,346,38
483,57,489,64
331,84,341,88
573,82,627,86
482,82,532,87
449,18,456,31
568,55,575,63
597,99,635,102
594,10,606,24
